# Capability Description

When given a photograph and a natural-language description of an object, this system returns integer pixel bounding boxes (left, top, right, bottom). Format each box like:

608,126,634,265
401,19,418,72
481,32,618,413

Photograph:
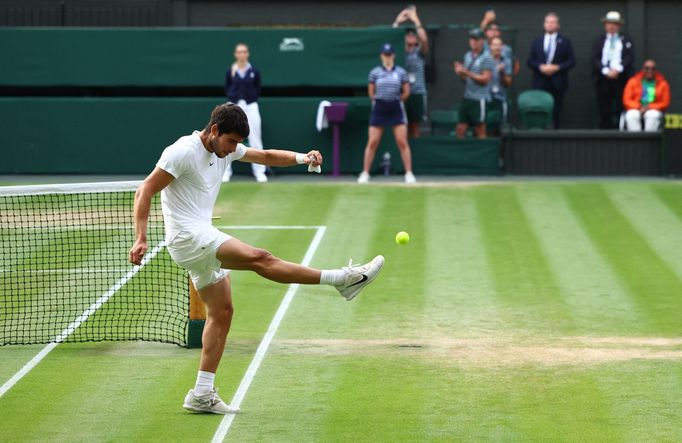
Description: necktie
545,35,554,64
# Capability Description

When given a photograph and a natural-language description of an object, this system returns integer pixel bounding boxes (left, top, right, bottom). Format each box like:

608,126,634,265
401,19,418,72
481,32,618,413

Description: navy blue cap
468,28,485,39
380,43,395,54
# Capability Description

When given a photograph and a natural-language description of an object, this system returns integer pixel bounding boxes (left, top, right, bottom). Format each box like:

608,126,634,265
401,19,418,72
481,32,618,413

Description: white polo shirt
156,130,246,242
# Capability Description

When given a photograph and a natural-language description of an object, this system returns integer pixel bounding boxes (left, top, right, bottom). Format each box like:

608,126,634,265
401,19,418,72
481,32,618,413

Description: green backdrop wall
0,97,500,175
0,27,404,87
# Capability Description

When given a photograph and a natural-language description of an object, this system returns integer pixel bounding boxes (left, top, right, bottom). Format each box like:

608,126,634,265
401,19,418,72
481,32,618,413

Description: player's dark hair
405,28,417,36
485,21,500,30
204,103,250,138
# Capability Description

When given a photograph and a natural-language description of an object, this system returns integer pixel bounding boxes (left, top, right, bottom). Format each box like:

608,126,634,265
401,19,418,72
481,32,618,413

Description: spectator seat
430,104,459,135
517,90,554,130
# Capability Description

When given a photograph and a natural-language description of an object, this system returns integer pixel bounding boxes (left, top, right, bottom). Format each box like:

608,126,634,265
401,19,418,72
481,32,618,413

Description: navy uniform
223,63,267,182
368,46,409,127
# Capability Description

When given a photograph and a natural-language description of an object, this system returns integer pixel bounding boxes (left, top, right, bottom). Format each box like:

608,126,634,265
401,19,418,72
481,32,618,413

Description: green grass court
1,180,682,441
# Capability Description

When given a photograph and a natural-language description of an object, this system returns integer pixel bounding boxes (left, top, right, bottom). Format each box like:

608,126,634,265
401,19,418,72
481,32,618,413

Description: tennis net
0,181,189,346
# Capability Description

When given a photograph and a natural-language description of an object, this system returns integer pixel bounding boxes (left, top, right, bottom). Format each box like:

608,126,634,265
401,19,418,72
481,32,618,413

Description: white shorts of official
166,226,232,290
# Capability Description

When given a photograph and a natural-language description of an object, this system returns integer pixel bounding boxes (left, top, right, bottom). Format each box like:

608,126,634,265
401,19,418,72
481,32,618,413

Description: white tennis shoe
405,171,417,184
336,255,385,301
183,388,240,414
357,171,370,184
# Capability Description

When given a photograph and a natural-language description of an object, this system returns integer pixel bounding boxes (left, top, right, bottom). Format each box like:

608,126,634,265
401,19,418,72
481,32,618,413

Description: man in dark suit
591,11,634,128
526,12,576,129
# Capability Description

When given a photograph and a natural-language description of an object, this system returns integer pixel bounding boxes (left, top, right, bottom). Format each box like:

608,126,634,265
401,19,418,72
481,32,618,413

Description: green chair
486,109,501,132
485,101,507,134
429,105,459,135
517,90,554,130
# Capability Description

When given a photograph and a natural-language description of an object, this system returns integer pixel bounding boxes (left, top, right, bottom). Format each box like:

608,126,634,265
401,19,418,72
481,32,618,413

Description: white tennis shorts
166,226,232,290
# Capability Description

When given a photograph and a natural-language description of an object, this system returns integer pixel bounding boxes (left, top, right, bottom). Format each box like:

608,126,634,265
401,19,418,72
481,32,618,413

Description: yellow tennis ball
395,231,410,245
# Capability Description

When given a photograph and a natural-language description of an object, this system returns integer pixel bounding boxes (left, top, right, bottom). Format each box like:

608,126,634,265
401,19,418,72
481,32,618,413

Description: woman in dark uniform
358,43,416,184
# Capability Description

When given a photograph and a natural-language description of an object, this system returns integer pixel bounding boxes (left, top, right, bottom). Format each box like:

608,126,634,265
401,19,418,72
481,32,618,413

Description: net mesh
0,181,189,346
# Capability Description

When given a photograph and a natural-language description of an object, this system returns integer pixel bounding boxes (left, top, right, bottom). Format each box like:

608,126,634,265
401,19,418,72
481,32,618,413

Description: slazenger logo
279,38,304,52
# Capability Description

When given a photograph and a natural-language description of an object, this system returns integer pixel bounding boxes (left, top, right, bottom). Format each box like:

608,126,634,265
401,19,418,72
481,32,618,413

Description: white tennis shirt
156,130,246,242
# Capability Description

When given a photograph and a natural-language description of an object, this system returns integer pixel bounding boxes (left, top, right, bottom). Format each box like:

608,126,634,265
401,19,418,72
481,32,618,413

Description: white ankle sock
194,370,215,395
320,269,347,286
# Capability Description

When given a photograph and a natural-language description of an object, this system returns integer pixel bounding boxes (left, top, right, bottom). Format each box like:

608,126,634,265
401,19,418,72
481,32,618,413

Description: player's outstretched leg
183,277,240,414
216,238,384,301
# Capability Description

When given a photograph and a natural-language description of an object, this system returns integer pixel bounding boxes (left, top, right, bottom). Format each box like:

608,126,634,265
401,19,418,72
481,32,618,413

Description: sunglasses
406,43,419,47
643,66,656,70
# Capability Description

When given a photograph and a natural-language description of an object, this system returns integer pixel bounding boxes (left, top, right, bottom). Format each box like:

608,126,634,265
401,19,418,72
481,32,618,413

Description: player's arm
501,63,513,87
467,68,492,85
129,167,175,265
239,148,323,168
408,9,429,54
400,82,410,102
454,62,467,80
502,72,512,87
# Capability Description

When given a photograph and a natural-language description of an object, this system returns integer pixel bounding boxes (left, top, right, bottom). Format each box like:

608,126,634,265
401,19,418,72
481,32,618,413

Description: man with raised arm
129,103,384,414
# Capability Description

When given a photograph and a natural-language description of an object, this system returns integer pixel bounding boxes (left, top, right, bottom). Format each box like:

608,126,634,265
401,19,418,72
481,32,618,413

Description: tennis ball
395,231,410,245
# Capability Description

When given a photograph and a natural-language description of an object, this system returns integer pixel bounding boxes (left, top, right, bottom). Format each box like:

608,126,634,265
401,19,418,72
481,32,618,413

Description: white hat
601,11,624,24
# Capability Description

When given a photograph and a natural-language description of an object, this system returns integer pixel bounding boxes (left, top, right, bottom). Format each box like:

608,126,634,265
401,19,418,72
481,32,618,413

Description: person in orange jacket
623,59,670,131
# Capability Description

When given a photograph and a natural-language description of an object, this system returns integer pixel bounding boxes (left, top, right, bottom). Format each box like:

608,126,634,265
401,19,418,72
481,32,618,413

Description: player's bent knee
209,303,234,325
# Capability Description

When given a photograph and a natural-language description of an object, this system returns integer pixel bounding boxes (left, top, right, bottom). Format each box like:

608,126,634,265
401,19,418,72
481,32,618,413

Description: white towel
316,100,331,132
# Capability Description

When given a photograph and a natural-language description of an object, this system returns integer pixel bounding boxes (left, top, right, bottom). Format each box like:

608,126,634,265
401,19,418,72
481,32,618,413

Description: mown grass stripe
422,187,502,337
315,186,429,441
319,356,431,441
354,186,428,321
474,185,574,334
518,184,645,334
564,184,682,334
592,361,682,441
606,183,682,281
651,183,682,222
474,186,618,439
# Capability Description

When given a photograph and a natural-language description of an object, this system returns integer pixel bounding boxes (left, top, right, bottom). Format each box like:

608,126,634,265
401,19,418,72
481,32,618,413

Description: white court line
0,242,164,399
211,225,327,443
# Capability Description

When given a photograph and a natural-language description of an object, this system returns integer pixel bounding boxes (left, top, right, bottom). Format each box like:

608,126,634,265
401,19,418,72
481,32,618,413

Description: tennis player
129,103,384,414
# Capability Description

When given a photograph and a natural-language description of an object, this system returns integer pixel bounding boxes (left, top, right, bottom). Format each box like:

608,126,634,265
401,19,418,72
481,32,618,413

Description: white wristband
295,153,306,164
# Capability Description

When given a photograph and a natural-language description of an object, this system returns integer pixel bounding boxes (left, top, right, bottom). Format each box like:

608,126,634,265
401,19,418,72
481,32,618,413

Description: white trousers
625,109,663,132
224,100,266,180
